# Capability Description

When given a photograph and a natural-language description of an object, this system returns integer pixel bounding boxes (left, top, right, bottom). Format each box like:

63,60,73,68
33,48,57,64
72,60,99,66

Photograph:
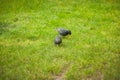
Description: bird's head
67,30,71,35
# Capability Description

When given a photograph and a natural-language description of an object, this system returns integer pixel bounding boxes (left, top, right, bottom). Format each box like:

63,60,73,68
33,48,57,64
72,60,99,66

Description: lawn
0,0,120,80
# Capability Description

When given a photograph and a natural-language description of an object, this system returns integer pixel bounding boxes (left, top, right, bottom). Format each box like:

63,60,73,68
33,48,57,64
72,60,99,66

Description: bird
54,35,62,45
57,28,71,36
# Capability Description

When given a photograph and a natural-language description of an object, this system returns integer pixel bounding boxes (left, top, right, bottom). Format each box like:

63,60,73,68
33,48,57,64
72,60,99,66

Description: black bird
57,28,71,36
54,35,62,45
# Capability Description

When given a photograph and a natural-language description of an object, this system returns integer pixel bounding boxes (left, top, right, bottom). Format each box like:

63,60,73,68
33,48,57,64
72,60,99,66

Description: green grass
0,0,120,80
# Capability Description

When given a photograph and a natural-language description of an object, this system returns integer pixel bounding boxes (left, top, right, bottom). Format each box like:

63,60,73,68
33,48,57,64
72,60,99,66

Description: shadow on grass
27,36,39,41
0,22,10,35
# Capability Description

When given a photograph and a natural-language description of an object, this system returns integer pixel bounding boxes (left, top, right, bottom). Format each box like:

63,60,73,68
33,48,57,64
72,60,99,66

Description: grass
0,0,120,80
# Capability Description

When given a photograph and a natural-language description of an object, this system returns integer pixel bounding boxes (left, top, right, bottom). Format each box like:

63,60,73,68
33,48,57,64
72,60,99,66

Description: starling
54,35,62,45
57,28,71,36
